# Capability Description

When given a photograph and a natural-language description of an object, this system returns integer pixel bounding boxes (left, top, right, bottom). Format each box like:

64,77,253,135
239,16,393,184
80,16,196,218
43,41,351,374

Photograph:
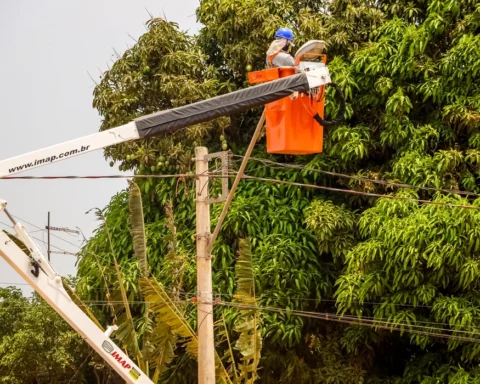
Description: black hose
313,82,346,128
31,261,39,278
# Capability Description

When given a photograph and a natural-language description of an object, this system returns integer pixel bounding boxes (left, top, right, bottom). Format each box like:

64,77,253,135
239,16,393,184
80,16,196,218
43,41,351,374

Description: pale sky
0,0,200,295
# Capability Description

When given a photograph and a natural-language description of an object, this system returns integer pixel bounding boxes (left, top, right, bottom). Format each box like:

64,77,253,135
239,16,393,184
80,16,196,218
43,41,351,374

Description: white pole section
195,147,216,384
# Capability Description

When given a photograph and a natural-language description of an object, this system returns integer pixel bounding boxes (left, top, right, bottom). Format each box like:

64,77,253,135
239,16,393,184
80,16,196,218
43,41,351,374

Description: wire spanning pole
208,109,266,254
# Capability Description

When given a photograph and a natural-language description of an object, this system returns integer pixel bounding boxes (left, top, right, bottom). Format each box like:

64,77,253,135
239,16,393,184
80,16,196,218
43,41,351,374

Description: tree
0,286,119,384
92,17,230,176
74,0,480,383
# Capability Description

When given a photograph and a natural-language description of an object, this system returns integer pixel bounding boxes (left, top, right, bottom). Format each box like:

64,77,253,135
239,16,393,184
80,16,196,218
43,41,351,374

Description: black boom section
135,72,310,139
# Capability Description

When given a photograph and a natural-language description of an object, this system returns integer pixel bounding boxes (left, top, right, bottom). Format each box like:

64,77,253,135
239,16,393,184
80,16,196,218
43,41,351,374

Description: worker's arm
272,52,295,67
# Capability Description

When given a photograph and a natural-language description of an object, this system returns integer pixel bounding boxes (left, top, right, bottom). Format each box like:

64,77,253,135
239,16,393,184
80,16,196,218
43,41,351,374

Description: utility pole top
50,251,77,256
45,213,81,261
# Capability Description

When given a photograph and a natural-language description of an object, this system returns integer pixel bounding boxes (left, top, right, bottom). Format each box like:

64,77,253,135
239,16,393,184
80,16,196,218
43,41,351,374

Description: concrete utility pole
195,147,216,384
193,113,265,383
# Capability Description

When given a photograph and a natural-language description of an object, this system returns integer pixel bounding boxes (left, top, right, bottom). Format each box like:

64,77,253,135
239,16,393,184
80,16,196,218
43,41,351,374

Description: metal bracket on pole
0,200,7,213
195,232,211,239
200,150,230,204
45,226,81,235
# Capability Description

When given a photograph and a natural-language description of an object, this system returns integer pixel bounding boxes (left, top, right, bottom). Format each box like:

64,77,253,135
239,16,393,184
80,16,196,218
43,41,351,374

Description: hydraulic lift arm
0,60,331,383
0,200,153,383
0,67,330,177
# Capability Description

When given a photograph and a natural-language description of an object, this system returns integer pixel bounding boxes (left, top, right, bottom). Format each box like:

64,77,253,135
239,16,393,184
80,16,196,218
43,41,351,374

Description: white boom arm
0,122,139,177
0,200,153,384
0,65,331,178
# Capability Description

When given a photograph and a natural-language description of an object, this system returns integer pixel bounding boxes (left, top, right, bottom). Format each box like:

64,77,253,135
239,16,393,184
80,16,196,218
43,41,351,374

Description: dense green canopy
2,0,480,383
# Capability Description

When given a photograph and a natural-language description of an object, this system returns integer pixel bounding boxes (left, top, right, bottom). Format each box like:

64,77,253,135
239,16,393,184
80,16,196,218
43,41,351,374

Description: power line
0,220,76,254
0,284,450,311
6,280,474,331
1,220,158,289
0,169,226,180
0,219,141,288
0,167,226,250
1,299,479,343
0,296,472,331
76,299,480,331
67,350,94,384
2,171,479,211
11,215,83,250
219,301,480,344
241,175,480,210
0,174,193,180
0,300,188,310
236,155,480,199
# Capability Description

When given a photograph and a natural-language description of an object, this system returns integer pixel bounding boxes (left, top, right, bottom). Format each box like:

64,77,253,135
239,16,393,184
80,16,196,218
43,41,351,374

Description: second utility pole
47,212,51,261
195,147,215,384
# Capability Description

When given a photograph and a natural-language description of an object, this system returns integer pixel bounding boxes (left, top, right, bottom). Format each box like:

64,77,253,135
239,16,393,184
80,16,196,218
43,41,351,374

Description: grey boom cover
134,72,310,138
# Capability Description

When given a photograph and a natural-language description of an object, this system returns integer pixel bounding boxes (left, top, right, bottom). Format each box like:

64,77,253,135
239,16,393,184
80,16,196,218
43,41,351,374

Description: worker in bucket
266,27,295,68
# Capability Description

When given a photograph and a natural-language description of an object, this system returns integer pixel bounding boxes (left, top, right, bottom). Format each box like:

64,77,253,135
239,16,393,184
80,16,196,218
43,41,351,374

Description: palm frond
111,255,142,366
164,200,177,262
62,278,104,331
128,181,154,374
235,239,256,302
139,277,198,355
234,239,262,383
139,277,233,383
220,312,239,383
96,208,143,368
164,200,187,300
151,323,177,383
129,181,148,277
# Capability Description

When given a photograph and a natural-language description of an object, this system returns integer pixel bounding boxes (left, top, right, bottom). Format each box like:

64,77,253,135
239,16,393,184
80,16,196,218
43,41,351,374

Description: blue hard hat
275,27,294,41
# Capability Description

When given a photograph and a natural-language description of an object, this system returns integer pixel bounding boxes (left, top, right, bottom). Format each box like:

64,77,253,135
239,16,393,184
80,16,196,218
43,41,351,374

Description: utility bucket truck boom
0,40,343,383
0,200,153,383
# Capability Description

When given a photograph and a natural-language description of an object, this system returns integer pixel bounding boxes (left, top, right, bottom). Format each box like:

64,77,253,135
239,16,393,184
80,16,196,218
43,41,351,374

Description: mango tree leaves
74,0,480,382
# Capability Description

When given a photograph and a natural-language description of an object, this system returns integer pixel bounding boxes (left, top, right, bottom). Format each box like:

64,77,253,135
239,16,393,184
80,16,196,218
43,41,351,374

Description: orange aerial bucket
264,83,325,155
248,57,327,155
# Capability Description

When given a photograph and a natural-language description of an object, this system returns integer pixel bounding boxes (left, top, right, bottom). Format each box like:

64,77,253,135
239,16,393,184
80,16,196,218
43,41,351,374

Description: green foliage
92,17,228,175
233,239,262,383
129,181,148,277
0,287,117,384
69,0,480,382
305,199,357,261
4,0,478,379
